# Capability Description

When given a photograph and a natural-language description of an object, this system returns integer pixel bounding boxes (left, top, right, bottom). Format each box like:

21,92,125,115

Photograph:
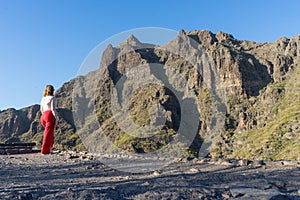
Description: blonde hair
43,85,55,97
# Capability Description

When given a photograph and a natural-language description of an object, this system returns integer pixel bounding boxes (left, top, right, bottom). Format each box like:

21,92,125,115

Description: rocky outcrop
0,105,41,143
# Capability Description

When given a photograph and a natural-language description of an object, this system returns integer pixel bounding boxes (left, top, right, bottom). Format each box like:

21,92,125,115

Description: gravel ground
0,151,300,200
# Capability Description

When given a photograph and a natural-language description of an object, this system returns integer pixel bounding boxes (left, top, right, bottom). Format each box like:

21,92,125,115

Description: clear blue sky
1,0,299,110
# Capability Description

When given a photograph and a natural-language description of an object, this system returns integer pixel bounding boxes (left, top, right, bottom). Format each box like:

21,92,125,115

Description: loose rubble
0,151,300,199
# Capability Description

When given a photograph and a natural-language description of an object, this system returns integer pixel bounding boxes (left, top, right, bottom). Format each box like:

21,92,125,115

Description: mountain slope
0,30,299,160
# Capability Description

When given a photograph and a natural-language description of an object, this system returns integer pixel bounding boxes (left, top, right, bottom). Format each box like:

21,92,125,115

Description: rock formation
0,30,299,160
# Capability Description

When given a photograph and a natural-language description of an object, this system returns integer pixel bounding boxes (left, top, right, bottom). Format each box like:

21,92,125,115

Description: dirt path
0,152,300,199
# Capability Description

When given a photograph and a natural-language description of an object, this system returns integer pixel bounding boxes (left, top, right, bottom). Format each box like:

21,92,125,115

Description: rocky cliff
0,30,299,160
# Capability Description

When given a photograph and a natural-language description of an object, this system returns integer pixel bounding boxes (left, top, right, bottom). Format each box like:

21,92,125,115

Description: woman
40,85,58,154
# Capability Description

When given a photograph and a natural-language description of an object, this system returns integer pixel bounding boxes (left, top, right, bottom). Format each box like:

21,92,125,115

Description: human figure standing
40,85,58,154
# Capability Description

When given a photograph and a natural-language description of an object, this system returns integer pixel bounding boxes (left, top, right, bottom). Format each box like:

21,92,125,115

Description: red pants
41,110,56,154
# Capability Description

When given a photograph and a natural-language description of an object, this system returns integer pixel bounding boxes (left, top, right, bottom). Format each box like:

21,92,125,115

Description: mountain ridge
0,30,299,160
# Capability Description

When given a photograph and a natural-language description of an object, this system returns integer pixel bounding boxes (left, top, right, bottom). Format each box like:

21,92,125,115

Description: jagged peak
186,30,217,46
103,43,116,54
274,36,290,44
290,34,300,41
179,29,186,36
215,31,235,42
116,34,156,52
171,29,191,42
100,43,119,69
186,30,237,46
162,29,191,49
123,34,142,47
187,30,214,36
106,43,114,49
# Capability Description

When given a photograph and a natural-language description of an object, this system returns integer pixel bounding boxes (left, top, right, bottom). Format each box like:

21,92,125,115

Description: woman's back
41,95,55,112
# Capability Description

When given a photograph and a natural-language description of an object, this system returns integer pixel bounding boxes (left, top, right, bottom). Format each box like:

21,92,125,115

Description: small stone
141,181,150,186
221,192,231,199
68,155,79,159
271,181,287,190
196,158,210,163
189,168,199,173
220,160,235,166
251,160,265,166
17,192,33,200
152,171,160,176
281,160,298,166
238,159,251,166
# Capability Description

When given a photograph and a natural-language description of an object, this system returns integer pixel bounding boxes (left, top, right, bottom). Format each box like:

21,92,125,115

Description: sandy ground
0,151,300,200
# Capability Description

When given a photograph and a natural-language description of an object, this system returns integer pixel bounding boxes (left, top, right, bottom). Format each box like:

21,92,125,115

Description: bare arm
40,98,44,113
50,97,58,119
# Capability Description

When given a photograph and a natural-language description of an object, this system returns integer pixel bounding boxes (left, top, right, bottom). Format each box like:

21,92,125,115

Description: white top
40,95,57,118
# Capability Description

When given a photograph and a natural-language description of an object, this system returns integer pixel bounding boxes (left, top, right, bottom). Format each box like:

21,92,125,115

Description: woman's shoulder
42,95,55,100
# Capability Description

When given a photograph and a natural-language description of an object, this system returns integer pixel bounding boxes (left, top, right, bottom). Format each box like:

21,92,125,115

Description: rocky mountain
0,30,299,160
